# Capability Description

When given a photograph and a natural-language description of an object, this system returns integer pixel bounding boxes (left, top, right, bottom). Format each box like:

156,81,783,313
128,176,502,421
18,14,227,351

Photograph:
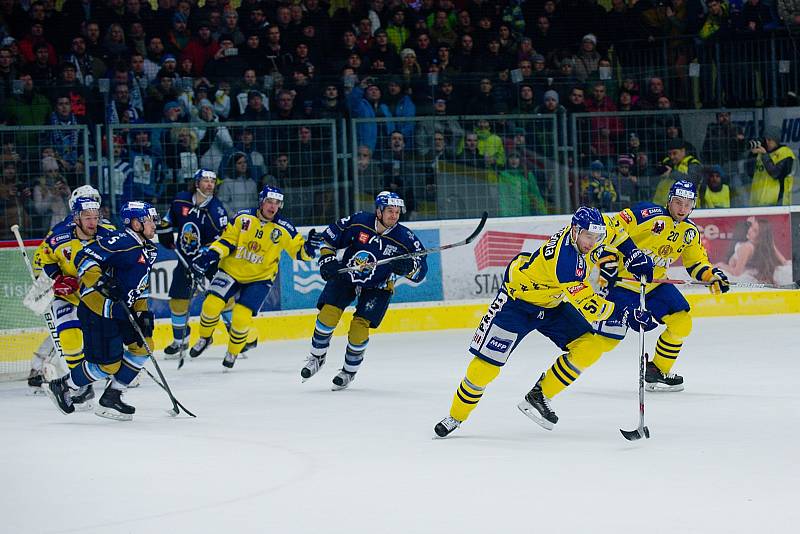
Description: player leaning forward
300,191,428,390
46,202,159,420
435,207,655,437
189,185,320,369
595,180,729,391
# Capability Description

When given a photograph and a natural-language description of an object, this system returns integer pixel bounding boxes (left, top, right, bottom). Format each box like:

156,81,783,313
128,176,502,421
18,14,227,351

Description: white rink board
1,313,799,534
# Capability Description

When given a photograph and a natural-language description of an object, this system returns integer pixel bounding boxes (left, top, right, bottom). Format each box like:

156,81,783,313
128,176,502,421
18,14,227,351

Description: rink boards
2,207,799,374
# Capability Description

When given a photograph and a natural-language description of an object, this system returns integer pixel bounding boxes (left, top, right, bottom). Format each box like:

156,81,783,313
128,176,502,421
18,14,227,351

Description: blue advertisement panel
278,228,443,311
148,245,281,319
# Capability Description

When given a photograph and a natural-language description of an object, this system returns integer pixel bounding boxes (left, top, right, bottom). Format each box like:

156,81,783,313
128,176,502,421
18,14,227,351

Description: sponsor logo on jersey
567,283,587,296
383,244,398,256
235,245,264,264
486,336,512,353
684,228,697,244
358,231,369,244
247,241,261,252
543,229,565,260
652,220,665,234
63,246,72,261
270,228,281,244
575,255,586,277
138,254,146,264
620,210,632,223
181,206,190,217
640,207,663,218
658,245,673,257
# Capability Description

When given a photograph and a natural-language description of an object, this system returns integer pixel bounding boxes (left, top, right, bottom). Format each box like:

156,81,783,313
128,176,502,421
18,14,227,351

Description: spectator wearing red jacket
181,21,220,77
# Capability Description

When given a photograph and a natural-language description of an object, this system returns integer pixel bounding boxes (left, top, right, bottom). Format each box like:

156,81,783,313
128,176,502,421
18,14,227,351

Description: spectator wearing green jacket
497,151,546,216
2,73,51,147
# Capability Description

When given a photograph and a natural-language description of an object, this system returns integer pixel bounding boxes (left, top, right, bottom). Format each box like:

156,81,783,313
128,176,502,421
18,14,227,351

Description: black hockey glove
192,249,220,281
318,254,342,282
133,310,155,338
156,226,175,249
622,306,658,332
391,257,417,276
624,249,654,283
707,267,730,295
303,229,324,258
95,273,126,303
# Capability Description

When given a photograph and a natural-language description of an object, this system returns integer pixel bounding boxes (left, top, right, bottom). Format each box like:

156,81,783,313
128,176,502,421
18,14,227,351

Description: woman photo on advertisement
718,216,791,284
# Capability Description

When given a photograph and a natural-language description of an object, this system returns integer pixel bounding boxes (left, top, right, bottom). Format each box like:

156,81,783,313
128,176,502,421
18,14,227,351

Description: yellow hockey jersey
210,209,313,284
611,202,713,293
38,223,116,305
502,215,630,322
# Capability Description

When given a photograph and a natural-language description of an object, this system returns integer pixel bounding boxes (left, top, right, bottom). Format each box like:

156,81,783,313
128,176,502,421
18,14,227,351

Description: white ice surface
2,314,799,534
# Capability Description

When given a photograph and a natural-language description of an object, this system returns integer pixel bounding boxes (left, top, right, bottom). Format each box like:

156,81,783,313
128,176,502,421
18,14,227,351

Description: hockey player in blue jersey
45,201,159,421
300,191,428,390
156,168,229,357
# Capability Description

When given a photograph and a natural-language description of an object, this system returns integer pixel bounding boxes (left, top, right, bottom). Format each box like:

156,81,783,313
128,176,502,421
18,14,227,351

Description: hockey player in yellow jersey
37,196,115,408
595,180,729,391
434,207,655,437
189,185,322,369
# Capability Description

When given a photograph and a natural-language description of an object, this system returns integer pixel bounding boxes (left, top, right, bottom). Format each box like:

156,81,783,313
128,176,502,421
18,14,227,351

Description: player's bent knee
223,297,236,313
663,311,692,339
202,294,227,316
348,316,370,345
169,298,190,315
466,356,501,387
319,304,344,329
566,333,607,369
126,339,152,356
59,328,83,355
99,361,122,374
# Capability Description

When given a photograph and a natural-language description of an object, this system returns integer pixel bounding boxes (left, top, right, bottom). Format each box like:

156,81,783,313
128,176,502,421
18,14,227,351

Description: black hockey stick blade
620,426,650,441
338,211,489,274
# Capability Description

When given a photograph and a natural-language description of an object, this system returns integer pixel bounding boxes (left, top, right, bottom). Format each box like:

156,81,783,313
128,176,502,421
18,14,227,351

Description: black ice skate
45,375,76,415
71,384,95,412
331,369,356,391
163,327,191,359
189,336,212,358
644,361,684,392
434,416,462,438
517,373,558,430
241,338,257,354
27,369,44,388
300,355,325,382
96,387,135,421
222,352,237,370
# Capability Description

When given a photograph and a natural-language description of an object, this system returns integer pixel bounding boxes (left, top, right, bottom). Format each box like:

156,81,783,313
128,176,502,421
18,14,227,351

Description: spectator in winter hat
574,34,601,82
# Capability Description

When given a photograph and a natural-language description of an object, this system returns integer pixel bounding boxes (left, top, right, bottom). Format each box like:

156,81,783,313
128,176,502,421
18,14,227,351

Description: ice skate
95,387,134,421
239,338,257,357
27,369,46,395
645,361,684,392
222,352,237,371
163,328,190,360
300,355,325,382
45,375,76,415
189,336,212,358
434,416,462,438
331,369,356,391
517,373,558,430
71,384,95,412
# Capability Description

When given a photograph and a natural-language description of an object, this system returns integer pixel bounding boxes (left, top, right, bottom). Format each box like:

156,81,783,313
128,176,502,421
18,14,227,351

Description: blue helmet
259,184,284,208
71,196,101,219
120,201,160,227
668,180,697,205
375,191,405,213
572,206,605,236
193,168,217,184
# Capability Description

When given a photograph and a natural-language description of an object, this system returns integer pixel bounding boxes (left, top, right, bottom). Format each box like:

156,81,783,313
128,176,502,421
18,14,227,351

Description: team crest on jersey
241,218,251,231
684,228,697,244
358,231,370,244
180,222,202,256
658,245,673,257
620,211,632,223
247,241,261,252
347,250,378,283
651,220,665,234
62,246,72,261
270,228,281,243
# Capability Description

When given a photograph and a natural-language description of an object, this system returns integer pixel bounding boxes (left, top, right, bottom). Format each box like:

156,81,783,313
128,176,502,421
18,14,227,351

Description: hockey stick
10,225,66,370
621,277,800,290
173,250,200,370
121,305,196,418
337,211,488,274
620,278,651,442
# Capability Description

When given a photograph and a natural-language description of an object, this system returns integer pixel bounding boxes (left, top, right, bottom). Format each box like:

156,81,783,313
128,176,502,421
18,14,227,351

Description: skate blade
94,407,133,421
516,401,554,431
44,388,74,415
237,353,248,360
331,381,352,391
29,387,47,396
73,401,95,413
644,383,684,392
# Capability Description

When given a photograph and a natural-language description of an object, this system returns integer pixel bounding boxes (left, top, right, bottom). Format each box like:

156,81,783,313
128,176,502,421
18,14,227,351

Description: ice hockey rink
2,313,799,534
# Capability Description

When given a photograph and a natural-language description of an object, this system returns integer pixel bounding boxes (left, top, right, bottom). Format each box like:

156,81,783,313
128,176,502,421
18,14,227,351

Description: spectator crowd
1,0,799,237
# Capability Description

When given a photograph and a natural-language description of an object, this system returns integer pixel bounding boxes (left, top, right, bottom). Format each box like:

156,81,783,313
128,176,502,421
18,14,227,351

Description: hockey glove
53,274,79,297
303,229,324,258
133,310,155,338
624,249,654,283
192,249,220,281
318,254,342,281
391,256,418,276
705,267,730,295
95,273,126,303
157,226,175,249
623,306,659,332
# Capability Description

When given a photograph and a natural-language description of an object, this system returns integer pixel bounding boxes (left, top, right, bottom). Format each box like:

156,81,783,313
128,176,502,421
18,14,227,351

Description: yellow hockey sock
198,294,226,338
227,304,253,356
449,357,501,422
653,311,692,374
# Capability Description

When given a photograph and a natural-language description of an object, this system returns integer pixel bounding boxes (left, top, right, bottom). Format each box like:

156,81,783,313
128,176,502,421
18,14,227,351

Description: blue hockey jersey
160,192,228,261
321,211,428,289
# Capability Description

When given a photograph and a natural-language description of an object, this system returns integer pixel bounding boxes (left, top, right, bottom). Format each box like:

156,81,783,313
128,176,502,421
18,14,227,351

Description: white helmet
69,185,101,210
